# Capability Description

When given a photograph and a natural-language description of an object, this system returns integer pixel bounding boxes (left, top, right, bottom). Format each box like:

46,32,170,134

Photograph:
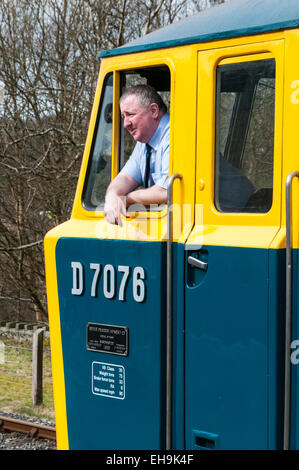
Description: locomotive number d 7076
71,261,146,303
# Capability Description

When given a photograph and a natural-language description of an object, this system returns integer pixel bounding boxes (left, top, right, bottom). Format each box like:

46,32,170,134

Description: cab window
214,59,275,213
83,66,170,211
83,73,113,209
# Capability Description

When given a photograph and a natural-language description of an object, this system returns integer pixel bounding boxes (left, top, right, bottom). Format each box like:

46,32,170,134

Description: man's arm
104,173,139,226
126,185,167,206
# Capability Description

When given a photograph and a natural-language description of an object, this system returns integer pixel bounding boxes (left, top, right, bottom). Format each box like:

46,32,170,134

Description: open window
215,58,275,213
83,65,171,211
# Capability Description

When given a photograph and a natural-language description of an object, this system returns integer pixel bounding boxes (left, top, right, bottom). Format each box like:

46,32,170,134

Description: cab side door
184,40,285,450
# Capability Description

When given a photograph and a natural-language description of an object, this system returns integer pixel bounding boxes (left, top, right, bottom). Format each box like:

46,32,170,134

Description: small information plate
87,323,129,356
92,361,125,399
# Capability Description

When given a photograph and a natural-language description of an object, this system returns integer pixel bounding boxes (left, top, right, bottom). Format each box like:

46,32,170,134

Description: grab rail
284,171,299,450
166,173,182,450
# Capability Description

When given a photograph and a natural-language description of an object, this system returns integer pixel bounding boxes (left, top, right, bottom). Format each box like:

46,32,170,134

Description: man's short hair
120,84,167,114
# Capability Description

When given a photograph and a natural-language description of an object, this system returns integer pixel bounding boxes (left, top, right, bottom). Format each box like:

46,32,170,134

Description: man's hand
104,173,139,226
104,173,167,226
104,194,127,226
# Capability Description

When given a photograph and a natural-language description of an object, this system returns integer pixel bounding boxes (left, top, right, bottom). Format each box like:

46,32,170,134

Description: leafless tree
0,0,227,323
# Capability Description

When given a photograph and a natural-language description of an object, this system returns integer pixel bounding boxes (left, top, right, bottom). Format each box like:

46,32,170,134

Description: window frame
81,64,172,216
82,72,114,211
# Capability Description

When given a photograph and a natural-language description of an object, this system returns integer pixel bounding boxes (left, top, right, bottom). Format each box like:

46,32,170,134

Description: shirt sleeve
120,142,143,185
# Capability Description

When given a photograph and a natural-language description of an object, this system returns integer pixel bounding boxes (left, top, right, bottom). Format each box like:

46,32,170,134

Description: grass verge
0,333,55,423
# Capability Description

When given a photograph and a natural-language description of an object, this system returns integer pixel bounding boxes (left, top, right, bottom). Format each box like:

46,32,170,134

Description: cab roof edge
98,0,299,59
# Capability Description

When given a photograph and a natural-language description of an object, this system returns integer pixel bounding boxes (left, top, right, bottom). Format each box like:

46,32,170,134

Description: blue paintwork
100,0,299,58
291,249,299,449
55,235,296,449
55,237,167,450
183,245,286,450
171,243,186,449
268,249,286,449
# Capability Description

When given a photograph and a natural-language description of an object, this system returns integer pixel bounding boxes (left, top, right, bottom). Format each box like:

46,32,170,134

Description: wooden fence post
32,328,44,405
0,340,4,364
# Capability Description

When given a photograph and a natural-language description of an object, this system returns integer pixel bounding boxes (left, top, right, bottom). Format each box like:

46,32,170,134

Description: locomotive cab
45,0,299,450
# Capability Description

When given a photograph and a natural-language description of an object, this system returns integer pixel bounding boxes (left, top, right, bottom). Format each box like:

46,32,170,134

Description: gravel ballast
0,412,56,450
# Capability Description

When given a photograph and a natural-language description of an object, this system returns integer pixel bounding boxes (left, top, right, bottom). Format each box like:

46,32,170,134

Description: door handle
188,255,208,272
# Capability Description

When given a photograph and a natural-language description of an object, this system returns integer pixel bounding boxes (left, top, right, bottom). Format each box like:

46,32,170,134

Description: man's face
120,94,159,143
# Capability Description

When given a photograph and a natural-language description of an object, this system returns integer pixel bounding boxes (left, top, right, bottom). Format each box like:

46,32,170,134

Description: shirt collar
148,113,169,151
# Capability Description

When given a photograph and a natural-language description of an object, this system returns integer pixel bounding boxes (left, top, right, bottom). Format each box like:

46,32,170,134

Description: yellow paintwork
282,29,299,250
44,234,68,450
70,46,198,239
68,29,299,248
44,27,299,449
188,40,285,250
